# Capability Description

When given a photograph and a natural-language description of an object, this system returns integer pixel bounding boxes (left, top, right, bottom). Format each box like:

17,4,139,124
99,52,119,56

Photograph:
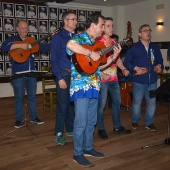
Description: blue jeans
73,98,98,156
132,82,157,126
97,81,121,130
55,70,75,135
12,77,38,121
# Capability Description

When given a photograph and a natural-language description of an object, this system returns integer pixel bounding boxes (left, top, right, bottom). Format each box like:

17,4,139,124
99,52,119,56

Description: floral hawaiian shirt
66,32,101,102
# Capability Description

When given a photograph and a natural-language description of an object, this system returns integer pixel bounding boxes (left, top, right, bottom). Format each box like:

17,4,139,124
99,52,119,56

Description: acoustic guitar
9,29,59,63
72,38,130,74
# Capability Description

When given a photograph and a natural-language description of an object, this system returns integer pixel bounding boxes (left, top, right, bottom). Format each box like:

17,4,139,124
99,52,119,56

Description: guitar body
72,41,107,74
9,37,39,63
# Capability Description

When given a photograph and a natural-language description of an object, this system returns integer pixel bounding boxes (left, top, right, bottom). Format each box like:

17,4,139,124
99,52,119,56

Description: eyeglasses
140,29,152,33
66,18,77,21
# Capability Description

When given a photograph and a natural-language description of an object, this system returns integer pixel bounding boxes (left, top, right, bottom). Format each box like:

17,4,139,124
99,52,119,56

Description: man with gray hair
124,24,163,131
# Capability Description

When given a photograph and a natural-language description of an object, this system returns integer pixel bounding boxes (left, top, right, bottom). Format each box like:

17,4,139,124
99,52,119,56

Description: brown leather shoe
146,124,157,132
132,123,139,130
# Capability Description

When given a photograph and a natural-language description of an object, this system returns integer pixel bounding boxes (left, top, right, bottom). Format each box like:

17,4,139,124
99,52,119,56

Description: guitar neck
100,40,128,56
30,28,59,47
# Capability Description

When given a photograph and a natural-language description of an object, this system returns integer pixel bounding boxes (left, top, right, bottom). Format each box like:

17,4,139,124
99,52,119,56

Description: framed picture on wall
15,4,25,18
78,9,86,22
49,7,58,20
5,62,12,75
38,20,48,33
34,61,39,71
38,6,48,19
27,5,37,18
39,34,49,44
78,22,86,29
40,51,49,60
87,11,95,18
58,21,63,28
0,32,3,47
4,18,15,32
3,2,14,17
0,50,3,61
0,18,2,31
59,8,67,20
0,62,4,75
49,20,58,33
28,19,38,33
40,61,49,70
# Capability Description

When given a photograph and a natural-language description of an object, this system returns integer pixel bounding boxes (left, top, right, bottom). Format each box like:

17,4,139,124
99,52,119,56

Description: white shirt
40,12,47,19
16,10,24,17
50,12,57,19
39,25,47,33
4,9,12,16
28,25,37,32
5,24,14,31
27,11,36,18
50,26,56,32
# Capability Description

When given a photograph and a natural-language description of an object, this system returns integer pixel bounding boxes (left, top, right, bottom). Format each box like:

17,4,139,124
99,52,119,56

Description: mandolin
9,29,59,63
72,38,131,74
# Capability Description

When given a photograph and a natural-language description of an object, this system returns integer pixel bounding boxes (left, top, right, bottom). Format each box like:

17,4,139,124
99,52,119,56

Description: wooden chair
41,66,57,113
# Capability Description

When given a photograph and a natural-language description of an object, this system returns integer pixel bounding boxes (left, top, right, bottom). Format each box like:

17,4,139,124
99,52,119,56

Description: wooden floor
0,95,170,170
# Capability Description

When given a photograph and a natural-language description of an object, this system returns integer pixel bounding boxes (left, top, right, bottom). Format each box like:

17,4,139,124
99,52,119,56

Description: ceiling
68,0,151,6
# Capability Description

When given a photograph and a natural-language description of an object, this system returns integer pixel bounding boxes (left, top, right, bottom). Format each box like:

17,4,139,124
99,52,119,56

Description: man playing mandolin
1,19,51,129
66,13,121,167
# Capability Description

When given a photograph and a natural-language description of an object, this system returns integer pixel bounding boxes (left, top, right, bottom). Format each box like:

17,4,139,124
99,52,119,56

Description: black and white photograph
27,5,37,18
78,9,86,21
28,19,38,33
0,62,4,75
34,61,39,71
87,10,95,18
3,2,14,17
59,8,67,20
15,4,25,18
40,61,49,70
38,6,48,19
4,18,15,32
0,50,3,61
49,7,58,19
49,20,58,33
0,32,3,47
33,52,39,60
39,20,48,33
40,51,49,60
5,62,12,75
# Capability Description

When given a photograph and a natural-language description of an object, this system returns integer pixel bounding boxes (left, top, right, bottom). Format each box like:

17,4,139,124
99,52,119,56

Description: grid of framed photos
0,1,101,76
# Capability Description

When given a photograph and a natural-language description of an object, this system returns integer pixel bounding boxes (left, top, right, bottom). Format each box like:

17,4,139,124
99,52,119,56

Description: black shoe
84,148,104,158
14,121,22,129
98,129,108,140
73,154,92,167
114,126,132,134
30,117,44,124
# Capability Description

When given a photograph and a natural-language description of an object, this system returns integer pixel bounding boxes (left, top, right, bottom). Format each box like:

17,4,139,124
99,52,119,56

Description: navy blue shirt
167,46,170,57
1,35,51,74
50,28,73,81
124,41,163,84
